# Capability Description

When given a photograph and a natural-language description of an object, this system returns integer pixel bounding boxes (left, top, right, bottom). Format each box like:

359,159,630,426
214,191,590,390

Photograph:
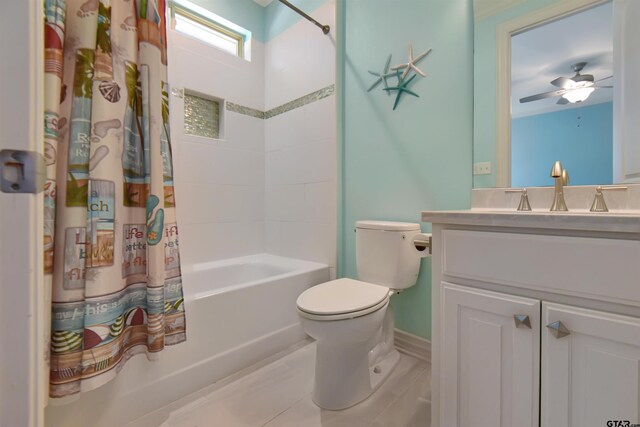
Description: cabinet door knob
546,320,570,339
514,314,532,329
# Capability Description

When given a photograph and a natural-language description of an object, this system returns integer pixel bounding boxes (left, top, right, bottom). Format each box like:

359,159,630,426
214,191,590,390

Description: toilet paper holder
412,233,432,256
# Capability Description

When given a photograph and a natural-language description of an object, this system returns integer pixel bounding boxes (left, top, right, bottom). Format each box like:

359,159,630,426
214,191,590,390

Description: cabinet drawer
442,230,640,306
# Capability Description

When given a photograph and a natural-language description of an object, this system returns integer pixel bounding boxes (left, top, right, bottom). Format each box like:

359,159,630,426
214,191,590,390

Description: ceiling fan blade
550,77,574,88
573,74,594,83
519,89,567,103
557,97,569,105
596,75,613,82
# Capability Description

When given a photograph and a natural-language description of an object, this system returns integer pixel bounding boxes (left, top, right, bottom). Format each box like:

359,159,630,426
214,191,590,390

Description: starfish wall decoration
367,54,395,94
384,72,419,110
365,44,432,110
392,45,432,80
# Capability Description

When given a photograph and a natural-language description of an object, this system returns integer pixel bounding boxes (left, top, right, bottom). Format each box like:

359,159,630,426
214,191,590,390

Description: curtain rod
277,0,330,34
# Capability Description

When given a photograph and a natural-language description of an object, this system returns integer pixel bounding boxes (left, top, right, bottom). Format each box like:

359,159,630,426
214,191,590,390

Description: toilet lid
296,278,390,316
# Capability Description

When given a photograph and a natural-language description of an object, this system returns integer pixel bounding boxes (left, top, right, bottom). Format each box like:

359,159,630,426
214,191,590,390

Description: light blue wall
473,0,563,188
340,0,473,340
511,102,613,187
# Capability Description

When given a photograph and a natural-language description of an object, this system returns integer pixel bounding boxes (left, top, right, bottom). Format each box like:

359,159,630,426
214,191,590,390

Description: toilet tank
355,220,421,289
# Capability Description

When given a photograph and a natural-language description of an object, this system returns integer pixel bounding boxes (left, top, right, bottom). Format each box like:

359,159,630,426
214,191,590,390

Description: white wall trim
394,329,431,363
613,0,640,184
0,1,45,426
474,0,527,22
495,0,608,187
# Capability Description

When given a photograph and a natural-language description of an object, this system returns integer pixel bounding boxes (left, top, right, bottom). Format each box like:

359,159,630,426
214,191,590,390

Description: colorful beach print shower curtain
44,0,186,397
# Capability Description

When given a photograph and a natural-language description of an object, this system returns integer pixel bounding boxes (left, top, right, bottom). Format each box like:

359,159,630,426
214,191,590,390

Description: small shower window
183,92,223,140
170,0,251,59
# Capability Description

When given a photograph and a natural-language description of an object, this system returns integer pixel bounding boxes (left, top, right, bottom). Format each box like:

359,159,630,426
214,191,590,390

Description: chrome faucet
550,161,569,212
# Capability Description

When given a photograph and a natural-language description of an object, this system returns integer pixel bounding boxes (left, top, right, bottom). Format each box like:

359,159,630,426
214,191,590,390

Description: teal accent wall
340,0,473,340
473,0,565,188
512,102,613,186
187,0,267,41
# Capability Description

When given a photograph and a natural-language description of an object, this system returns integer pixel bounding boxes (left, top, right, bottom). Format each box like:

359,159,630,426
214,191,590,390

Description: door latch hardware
1,150,46,194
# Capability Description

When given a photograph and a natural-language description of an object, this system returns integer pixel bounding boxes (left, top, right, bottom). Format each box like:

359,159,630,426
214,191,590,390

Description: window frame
169,1,247,59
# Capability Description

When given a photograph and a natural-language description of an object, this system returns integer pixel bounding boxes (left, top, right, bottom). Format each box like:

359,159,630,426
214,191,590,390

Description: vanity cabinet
441,282,640,427
423,212,640,427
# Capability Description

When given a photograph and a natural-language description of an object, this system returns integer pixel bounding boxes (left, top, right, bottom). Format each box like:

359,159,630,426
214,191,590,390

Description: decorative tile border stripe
265,84,335,119
225,84,335,120
225,102,265,119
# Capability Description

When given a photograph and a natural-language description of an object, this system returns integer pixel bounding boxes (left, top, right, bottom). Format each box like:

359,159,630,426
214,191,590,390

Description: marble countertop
422,185,640,233
471,185,640,211
421,209,640,233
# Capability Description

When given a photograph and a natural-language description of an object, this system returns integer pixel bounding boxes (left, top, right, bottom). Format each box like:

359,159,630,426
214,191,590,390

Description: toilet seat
297,278,391,321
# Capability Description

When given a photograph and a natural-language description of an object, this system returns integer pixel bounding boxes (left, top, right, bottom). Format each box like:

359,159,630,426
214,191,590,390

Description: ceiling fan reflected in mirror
519,62,613,105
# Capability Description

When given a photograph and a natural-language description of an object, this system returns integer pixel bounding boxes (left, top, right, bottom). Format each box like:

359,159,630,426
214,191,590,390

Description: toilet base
368,347,401,398
311,305,401,413
312,341,400,411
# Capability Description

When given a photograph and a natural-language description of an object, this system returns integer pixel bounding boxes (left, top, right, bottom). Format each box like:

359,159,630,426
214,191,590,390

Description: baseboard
394,329,431,363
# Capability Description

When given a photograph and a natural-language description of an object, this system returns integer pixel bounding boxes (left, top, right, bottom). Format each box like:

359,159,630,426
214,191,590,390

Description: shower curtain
44,0,186,398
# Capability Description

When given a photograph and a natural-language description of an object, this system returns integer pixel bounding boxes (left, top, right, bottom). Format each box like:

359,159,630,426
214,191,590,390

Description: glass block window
184,93,221,139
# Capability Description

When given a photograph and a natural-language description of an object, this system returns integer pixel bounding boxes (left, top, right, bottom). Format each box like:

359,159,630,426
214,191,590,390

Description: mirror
473,0,640,188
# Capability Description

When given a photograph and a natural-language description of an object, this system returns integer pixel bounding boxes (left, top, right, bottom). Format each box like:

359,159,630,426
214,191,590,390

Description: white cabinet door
441,282,540,427
542,302,640,427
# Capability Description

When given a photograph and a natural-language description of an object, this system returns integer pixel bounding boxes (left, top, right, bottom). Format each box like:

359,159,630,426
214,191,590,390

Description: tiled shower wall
169,0,336,273
169,28,267,267
265,0,337,277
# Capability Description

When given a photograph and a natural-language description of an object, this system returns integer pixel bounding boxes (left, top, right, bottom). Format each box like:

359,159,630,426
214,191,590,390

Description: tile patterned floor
131,341,431,427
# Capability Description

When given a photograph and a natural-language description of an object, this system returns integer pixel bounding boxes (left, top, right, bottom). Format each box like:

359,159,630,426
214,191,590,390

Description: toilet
296,220,423,410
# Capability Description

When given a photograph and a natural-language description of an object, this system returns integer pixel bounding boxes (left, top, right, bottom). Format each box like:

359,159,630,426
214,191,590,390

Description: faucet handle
561,169,569,186
590,185,628,213
505,188,532,211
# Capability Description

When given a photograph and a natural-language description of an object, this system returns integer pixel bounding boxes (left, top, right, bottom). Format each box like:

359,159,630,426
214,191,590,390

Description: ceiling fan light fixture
562,86,595,103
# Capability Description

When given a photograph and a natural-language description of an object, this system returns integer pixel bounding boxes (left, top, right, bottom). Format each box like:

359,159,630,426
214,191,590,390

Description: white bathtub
178,254,329,383
45,254,329,427
181,254,330,367
188,254,325,298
